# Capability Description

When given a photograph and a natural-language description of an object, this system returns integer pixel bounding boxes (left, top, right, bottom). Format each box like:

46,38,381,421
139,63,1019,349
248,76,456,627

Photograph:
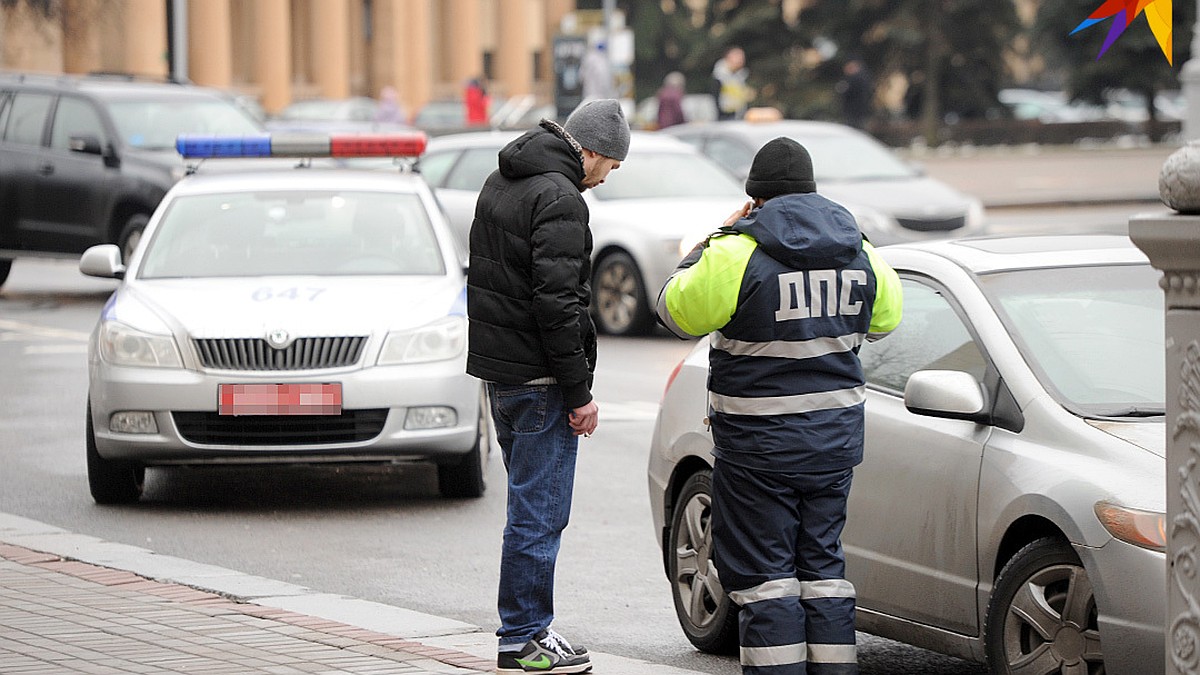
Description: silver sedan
80,145,488,504
648,234,1165,674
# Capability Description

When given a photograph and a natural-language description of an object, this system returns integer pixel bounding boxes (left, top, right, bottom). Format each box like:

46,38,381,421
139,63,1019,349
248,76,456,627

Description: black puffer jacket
466,120,597,409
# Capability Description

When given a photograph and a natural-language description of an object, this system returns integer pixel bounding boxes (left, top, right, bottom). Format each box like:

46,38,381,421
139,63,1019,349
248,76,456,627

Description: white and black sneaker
496,629,592,673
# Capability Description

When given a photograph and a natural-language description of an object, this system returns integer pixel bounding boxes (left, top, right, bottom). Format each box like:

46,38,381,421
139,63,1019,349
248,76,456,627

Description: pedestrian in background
836,58,873,130
580,41,615,101
655,137,902,675
465,77,490,126
374,85,406,125
656,71,687,129
467,99,630,675
711,46,752,120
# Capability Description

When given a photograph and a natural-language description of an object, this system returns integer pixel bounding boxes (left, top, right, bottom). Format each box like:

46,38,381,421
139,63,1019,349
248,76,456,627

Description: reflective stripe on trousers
712,461,859,675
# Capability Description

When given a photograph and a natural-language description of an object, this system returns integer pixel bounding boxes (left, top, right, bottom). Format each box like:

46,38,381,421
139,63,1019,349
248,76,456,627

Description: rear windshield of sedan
106,98,263,150
138,191,445,278
745,130,917,182
589,150,745,201
980,263,1164,417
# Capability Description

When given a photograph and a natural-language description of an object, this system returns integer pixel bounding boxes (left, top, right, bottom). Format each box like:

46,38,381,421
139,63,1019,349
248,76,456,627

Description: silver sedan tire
86,399,145,504
669,470,739,654
592,251,652,336
985,536,1104,674
436,389,490,499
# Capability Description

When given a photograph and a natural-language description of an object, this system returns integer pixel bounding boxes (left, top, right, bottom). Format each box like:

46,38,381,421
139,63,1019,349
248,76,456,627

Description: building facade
0,0,576,116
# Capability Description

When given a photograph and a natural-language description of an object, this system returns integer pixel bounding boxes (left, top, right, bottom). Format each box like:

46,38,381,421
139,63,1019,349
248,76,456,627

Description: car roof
883,234,1149,274
666,119,859,139
168,163,430,197
0,72,233,100
427,129,696,153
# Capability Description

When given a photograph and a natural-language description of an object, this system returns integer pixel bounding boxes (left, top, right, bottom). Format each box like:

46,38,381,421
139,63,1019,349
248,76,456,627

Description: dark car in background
0,72,265,289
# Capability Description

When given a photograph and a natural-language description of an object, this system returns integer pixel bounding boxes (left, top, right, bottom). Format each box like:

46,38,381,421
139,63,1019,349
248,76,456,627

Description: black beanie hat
744,136,816,199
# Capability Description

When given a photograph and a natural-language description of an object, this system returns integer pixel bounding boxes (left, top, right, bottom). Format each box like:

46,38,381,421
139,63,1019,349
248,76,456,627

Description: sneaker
496,629,592,673
544,628,587,656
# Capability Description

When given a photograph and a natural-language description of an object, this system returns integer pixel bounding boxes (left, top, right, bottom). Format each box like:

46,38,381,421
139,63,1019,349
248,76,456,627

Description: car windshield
747,129,917,182
280,100,369,121
138,190,445,278
107,98,264,150
979,263,1164,417
590,150,744,201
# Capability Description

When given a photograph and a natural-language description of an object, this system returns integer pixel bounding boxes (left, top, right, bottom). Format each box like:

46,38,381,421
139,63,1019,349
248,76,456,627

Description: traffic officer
655,136,902,675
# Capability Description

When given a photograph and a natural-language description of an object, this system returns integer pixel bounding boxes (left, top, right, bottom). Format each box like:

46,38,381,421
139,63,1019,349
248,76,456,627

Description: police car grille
173,409,388,446
193,336,366,370
896,215,966,232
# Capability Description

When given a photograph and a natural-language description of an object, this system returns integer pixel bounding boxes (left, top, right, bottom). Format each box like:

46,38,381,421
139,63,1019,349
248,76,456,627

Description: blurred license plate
218,383,342,416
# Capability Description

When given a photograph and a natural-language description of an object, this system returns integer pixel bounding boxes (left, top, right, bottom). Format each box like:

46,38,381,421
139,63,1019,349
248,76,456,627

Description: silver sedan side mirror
904,369,987,421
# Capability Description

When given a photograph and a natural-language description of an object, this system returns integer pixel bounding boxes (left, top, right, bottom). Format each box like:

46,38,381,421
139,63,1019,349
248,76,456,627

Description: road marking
0,319,90,341
597,401,660,422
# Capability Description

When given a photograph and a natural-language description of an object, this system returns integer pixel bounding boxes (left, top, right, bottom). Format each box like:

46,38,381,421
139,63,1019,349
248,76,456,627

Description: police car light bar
176,132,428,159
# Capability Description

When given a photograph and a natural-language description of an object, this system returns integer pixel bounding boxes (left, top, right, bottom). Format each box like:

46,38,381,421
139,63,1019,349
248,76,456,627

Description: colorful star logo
1070,0,1173,65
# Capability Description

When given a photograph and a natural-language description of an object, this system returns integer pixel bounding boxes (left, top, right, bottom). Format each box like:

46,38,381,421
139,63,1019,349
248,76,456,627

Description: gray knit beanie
564,99,630,161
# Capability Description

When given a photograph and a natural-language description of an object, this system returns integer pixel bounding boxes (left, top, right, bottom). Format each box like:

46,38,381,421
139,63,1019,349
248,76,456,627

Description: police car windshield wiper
1095,406,1165,418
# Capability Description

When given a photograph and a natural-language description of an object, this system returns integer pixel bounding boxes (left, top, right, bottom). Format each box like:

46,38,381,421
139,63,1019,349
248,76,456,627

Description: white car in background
420,130,747,336
80,133,489,504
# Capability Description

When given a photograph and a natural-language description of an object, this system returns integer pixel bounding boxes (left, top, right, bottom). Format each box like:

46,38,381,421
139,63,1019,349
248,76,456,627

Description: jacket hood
732,193,861,269
498,119,586,190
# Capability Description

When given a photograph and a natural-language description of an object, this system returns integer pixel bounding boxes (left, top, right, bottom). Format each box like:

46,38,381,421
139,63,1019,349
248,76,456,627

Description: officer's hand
569,401,599,437
723,201,753,228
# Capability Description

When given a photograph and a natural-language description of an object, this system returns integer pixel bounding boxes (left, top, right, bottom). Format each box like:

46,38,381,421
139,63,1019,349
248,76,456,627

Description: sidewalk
906,142,1175,209
0,513,705,675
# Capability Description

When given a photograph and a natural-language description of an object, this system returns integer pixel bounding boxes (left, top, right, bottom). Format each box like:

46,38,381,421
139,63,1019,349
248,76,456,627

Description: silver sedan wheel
668,471,737,653
988,537,1104,675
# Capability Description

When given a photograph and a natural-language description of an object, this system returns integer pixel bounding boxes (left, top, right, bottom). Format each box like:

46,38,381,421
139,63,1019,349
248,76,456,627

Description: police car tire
984,536,1103,674
668,470,739,655
437,393,489,499
86,399,145,505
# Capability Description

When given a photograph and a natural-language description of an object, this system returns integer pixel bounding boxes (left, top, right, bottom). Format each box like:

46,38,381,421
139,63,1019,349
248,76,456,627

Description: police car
79,132,489,503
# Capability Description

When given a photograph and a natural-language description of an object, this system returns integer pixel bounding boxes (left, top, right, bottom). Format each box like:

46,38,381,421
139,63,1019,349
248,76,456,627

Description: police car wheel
668,470,739,655
984,536,1104,674
86,399,145,505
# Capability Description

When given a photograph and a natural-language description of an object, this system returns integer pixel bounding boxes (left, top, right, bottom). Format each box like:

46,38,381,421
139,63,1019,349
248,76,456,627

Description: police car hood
110,276,465,339
733,192,861,269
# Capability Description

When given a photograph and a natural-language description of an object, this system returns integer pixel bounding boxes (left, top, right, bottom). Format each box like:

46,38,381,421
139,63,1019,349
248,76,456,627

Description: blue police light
176,134,272,158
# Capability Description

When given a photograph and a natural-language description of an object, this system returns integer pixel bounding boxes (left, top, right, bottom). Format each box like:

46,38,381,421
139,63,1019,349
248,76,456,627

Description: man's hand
723,201,753,228
569,401,599,437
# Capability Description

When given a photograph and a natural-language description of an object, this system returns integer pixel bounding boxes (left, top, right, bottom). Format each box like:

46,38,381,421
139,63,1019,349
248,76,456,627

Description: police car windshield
138,191,445,278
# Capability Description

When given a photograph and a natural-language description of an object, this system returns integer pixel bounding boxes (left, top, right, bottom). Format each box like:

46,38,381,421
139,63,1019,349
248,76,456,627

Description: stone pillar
396,0,435,115
310,0,351,99
495,0,532,96
254,0,292,114
62,0,102,74
186,0,231,86
1130,145,1200,675
443,0,483,90
124,0,168,77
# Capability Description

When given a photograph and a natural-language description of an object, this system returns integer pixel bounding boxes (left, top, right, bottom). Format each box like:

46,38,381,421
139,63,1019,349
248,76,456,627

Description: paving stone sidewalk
0,542,492,675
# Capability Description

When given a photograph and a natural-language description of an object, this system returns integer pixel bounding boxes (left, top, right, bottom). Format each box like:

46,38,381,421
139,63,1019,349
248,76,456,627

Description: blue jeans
487,383,580,648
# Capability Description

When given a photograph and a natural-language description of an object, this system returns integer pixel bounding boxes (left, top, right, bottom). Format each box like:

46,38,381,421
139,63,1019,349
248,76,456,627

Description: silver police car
80,133,488,503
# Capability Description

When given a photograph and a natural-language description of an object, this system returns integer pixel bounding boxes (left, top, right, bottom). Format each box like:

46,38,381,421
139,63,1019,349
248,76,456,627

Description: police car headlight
98,321,182,368
378,316,466,365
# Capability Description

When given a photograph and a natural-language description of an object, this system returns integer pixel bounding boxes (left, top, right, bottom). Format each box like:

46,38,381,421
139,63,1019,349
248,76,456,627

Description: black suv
0,73,265,288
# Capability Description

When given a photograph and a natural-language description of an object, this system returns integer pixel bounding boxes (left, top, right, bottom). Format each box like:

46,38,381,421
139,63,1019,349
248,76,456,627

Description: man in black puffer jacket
467,98,629,675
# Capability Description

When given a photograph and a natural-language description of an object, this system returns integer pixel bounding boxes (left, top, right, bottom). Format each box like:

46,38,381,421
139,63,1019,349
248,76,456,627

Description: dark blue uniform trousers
711,461,858,675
